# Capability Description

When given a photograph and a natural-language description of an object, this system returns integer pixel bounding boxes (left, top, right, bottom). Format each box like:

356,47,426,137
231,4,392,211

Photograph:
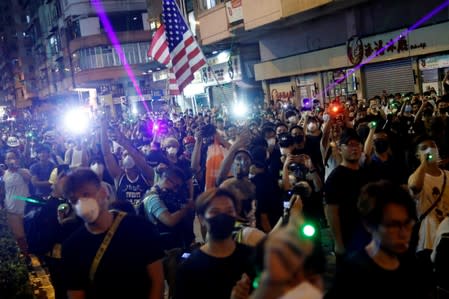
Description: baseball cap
7,136,20,147
278,133,294,148
339,129,362,146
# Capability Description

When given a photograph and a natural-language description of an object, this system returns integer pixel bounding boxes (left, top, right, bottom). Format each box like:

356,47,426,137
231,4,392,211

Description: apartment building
13,0,165,112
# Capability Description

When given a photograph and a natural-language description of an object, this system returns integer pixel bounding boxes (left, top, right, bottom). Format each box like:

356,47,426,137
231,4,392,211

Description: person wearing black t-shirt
61,169,164,299
175,188,254,299
326,181,432,299
324,129,371,263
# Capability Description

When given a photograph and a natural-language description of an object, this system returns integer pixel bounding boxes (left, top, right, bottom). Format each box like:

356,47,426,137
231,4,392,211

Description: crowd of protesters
0,87,448,299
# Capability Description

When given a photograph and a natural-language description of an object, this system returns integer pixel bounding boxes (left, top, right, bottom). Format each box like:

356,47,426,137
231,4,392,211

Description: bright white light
212,50,218,55
233,102,248,118
132,106,138,115
64,108,89,134
217,50,230,63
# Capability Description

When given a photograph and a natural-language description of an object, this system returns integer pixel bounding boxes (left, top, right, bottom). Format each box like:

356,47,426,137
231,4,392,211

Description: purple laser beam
324,0,449,99
90,0,150,112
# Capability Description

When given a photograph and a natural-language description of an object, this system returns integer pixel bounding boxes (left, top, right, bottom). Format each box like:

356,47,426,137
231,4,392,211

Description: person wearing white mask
90,159,117,203
409,136,449,261
100,120,154,206
161,136,194,204
3,149,31,255
61,168,165,299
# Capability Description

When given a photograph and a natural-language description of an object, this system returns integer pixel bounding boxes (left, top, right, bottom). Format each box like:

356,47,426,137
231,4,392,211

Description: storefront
255,21,449,102
322,69,358,102
418,54,449,95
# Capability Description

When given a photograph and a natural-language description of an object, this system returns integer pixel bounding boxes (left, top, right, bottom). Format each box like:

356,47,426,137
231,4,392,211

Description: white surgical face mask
404,105,412,113
323,114,330,123
266,137,276,146
167,147,178,155
288,116,298,124
90,163,105,178
122,155,135,169
75,197,100,224
307,123,318,132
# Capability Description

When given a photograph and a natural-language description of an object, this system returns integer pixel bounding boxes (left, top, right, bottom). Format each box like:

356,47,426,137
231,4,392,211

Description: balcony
242,0,332,30
69,30,151,54
197,3,232,46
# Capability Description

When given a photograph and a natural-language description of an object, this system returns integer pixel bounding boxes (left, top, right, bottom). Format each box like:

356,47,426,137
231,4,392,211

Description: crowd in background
0,87,448,299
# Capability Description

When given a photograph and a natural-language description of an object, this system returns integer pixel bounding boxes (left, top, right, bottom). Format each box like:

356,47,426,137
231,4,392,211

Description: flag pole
168,0,233,106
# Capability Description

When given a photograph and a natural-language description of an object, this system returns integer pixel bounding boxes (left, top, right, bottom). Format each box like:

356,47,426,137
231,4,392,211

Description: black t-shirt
252,171,283,230
326,249,428,299
62,214,164,299
365,154,408,185
175,243,254,299
324,165,370,252
30,161,55,197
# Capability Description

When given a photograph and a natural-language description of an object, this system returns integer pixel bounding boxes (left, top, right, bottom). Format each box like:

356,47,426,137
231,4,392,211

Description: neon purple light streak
325,0,449,98
90,0,150,112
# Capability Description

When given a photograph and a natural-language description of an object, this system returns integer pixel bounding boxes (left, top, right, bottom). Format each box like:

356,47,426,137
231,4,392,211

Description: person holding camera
279,133,323,234
191,124,230,192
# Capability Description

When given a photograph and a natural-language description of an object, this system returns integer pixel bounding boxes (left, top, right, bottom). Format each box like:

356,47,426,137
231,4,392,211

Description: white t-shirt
280,281,323,299
431,216,449,262
417,170,449,251
4,169,30,215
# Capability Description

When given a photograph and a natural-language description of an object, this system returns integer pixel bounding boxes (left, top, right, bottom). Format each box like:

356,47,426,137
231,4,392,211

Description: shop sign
347,34,427,65
226,0,243,24
419,54,449,70
201,55,241,86
270,81,294,101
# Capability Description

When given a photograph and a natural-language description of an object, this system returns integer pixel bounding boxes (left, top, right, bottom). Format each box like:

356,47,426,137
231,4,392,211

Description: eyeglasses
381,219,415,231
342,142,361,148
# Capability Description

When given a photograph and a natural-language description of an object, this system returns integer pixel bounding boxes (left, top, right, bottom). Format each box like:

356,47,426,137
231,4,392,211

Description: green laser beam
13,196,45,205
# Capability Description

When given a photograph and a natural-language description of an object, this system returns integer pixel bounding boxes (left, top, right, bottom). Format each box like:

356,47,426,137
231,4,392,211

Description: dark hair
275,123,288,131
161,166,185,181
36,144,51,154
358,181,417,228
289,125,304,134
63,168,101,200
196,188,237,217
413,135,435,153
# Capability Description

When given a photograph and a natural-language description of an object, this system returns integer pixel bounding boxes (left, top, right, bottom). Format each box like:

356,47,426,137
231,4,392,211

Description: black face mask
207,214,235,240
374,140,389,154
292,135,304,144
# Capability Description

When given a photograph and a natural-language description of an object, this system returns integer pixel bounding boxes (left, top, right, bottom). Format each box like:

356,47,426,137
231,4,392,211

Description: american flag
148,25,180,95
161,0,206,92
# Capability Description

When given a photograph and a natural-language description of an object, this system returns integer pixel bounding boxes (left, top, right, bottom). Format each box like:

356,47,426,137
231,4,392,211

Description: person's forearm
325,205,344,252
281,166,291,191
408,164,426,194
191,139,202,172
216,147,237,186
364,128,375,156
260,214,272,233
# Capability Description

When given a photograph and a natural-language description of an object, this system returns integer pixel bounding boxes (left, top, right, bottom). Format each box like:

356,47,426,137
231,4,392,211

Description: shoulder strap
420,171,447,222
89,211,127,282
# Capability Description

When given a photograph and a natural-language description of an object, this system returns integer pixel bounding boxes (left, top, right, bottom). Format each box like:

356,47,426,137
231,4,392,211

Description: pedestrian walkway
28,255,55,299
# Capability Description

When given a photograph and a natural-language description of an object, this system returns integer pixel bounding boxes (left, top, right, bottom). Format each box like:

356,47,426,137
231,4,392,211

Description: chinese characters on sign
347,35,427,65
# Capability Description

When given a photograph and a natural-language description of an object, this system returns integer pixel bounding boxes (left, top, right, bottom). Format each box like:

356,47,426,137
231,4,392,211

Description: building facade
194,0,449,106
7,0,166,113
